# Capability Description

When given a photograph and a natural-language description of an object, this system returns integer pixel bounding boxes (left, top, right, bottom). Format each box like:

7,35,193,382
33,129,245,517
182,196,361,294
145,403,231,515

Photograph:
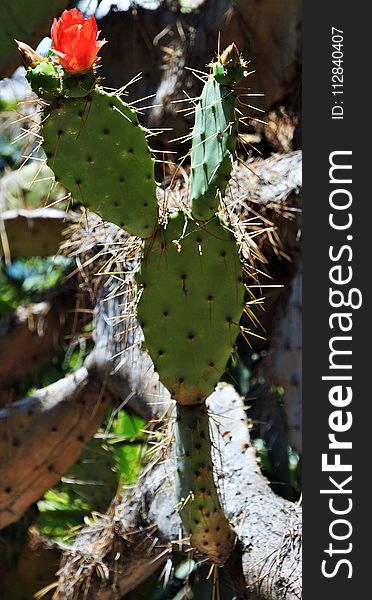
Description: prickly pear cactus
137,212,244,405
175,404,236,564
190,43,246,221
42,90,158,238
18,19,251,566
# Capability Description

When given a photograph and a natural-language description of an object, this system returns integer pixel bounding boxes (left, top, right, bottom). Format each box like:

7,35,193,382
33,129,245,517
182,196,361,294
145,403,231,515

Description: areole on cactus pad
17,12,253,566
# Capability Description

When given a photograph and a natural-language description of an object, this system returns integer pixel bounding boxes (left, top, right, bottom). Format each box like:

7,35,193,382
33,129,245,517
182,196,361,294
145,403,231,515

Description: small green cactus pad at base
42,89,158,238
26,61,61,100
175,403,236,563
137,212,244,404
190,78,238,221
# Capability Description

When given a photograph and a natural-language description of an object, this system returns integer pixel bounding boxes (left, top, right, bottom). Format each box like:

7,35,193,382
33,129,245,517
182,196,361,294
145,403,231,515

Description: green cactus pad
175,404,236,564
189,78,238,221
26,61,61,100
62,71,96,98
137,212,244,404
42,89,158,238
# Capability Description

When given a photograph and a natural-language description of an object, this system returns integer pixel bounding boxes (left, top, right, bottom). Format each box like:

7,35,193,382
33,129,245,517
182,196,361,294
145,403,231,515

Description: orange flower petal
50,8,105,73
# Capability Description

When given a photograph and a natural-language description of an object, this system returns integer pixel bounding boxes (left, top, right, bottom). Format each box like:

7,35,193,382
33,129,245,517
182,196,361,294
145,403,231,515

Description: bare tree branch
56,385,302,600
0,272,170,529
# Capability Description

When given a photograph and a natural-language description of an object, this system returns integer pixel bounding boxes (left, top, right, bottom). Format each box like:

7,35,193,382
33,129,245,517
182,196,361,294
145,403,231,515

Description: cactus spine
19,33,248,564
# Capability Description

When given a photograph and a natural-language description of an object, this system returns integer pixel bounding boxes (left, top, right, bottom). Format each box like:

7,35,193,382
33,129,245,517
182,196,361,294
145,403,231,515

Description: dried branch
56,384,302,600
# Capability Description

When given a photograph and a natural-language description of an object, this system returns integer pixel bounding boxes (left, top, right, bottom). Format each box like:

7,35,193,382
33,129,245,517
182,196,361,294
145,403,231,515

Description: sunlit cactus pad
190,78,238,221
42,89,158,238
137,212,244,404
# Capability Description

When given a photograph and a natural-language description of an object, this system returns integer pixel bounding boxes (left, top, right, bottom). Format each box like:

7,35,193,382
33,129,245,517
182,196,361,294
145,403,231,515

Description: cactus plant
17,13,251,565
175,404,235,563
41,91,158,238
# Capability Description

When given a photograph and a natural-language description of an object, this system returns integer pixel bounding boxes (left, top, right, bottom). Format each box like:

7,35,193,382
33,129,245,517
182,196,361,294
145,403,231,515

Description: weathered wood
56,385,302,600
0,209,72,259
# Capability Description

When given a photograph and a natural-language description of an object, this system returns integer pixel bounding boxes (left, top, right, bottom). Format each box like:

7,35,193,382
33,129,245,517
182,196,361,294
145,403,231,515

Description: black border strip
303,1,370,596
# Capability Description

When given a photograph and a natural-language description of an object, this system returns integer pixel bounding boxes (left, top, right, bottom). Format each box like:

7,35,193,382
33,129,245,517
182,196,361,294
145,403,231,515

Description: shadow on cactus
17,11,261,566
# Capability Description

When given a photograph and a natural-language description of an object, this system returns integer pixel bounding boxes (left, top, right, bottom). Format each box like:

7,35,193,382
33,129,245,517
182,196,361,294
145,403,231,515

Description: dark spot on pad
103,129,109,135
51,426,57,432
158,350,164,356
208,295,213,301
163,311,168,317
120,177,125,183
114,202,119,207
216,526,221,531
221,251,226,258
129,148,134,153
188,334,195,341
195,443,201,450
5,487,11,494
77,435,84,443
57,130,63,136
209,362,214,367
76,179,82,185
179,378,184,384
203,541,208,546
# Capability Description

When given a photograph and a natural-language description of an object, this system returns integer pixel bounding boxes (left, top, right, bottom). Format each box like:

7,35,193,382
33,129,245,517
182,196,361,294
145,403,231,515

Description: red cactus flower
51,8,106,74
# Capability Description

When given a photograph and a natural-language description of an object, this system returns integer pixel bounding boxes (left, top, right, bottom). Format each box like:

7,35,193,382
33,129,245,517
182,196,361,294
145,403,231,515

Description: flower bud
15,40,44,69
220,43,240,66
